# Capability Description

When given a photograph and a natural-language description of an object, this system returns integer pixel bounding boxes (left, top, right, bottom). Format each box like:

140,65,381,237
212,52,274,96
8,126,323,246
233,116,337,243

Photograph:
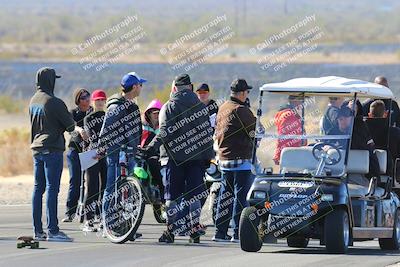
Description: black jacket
29,68,75,155
362,98,400,127
147,89,214,165
68,106,93,151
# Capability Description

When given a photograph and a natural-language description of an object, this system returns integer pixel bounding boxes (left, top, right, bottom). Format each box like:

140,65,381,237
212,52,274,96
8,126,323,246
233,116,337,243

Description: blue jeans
32,151,63,234
66,149,82,216
215,170,254,237
102,151,136,216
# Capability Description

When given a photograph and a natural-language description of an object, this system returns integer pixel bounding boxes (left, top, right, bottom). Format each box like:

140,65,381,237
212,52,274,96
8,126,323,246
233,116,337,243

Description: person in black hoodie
63,88,93,222
82,89,107,232
29,67,75,242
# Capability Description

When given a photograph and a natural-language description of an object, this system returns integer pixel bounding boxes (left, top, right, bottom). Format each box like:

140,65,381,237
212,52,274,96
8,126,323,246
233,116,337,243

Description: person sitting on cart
362,76,400,127
140,99,164,201
321,96,345,135
330,105,381,183
273,95,306,165
367,100,400,176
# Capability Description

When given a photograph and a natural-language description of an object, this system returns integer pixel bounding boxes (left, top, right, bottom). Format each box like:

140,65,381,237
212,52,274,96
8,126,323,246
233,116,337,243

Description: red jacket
273,106,304,164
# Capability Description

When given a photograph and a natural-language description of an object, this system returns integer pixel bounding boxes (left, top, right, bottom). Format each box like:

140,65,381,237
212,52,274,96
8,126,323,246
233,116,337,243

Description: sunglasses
197,91,209,95
79,95,90,100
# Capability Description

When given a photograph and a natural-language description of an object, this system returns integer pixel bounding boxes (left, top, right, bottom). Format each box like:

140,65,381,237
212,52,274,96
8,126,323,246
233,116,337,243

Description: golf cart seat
280,147,385,197
279,147,369,175
374,149,387,174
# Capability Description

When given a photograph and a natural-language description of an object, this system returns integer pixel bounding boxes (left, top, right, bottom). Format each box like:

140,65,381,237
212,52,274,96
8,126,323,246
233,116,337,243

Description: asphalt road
0,204,399,267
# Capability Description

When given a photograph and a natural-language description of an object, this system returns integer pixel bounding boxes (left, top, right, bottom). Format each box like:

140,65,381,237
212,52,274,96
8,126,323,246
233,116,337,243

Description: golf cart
239,76,400,254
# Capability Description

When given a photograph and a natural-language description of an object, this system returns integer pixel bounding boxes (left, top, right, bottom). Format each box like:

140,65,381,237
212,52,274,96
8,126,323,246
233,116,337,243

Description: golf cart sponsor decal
278,181,314,188
278,193,308,199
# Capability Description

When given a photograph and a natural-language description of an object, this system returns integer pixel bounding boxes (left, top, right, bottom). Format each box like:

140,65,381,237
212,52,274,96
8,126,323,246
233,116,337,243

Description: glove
203,159,212,170
138,146,157,160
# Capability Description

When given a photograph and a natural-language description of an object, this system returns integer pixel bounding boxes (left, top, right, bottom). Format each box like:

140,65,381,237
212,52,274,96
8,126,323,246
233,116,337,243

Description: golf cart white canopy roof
260,76,394,99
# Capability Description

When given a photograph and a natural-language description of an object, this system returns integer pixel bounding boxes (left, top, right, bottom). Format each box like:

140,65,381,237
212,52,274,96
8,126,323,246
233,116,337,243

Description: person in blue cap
97,72,146,238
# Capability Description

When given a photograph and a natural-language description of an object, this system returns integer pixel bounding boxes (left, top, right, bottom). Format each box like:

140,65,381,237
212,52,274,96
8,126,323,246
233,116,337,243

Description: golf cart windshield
254,93,356,177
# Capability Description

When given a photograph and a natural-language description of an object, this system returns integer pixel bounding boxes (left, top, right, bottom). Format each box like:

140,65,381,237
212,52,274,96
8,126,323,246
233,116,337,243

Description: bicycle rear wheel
103,177,145,243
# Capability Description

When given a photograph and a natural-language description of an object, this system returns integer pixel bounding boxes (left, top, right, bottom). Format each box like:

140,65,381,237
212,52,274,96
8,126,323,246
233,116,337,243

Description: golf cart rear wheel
379,209,400,250
324,208,350,254
239,206,263,252
287,236,309,248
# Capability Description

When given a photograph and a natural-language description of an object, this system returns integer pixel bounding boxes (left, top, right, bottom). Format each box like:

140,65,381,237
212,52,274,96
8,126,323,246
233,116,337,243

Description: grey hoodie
147,89,214,165
29,67,75,155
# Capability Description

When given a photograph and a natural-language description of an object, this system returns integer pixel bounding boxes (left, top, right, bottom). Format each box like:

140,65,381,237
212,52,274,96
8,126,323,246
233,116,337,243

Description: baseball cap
230,78,252,92
338,106,353,118
91,89,107,101
174,74,192,86
121,72,147,91
196,83,210,92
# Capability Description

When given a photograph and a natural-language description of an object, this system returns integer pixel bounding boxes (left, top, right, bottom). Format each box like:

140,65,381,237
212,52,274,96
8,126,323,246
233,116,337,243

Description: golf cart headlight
320,194,334,202
253,191,266,199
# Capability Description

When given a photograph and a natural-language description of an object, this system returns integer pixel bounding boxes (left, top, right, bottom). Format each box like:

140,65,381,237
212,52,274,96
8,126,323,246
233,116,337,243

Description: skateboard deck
17,236,39,249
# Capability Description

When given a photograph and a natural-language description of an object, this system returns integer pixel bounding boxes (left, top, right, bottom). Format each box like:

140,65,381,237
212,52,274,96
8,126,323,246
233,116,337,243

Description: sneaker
102,228,108,238
82,222,97,232
158,231,174,243
62,215,74,223
129,232,143,241
212,234,232,242
230,235,239,243
189,233,200,244
47,231,73,242
34,232,47,241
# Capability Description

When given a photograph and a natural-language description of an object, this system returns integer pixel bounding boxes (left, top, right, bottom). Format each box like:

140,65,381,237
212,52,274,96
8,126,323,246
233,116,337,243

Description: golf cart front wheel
324,208,350,254
379,209,400,250
239,206,263,252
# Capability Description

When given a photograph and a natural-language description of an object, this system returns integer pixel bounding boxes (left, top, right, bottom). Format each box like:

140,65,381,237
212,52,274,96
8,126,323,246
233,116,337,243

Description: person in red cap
81,89,107,231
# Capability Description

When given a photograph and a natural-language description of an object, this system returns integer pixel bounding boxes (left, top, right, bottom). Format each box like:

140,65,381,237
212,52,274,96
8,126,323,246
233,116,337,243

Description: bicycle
102,145,166,243
102,145,145,243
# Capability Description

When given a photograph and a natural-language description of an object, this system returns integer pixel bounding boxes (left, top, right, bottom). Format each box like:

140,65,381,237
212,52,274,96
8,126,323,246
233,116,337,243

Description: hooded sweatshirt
97,92,142,156
141,100,162,148
29,67,75,155
147,89,214,165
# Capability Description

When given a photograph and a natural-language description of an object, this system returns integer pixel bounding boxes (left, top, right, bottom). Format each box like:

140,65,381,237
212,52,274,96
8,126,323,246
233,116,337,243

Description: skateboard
17,236,39,249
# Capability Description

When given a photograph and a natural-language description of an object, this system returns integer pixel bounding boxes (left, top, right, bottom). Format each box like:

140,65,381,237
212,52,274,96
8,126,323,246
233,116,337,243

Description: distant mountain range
0,0,399,45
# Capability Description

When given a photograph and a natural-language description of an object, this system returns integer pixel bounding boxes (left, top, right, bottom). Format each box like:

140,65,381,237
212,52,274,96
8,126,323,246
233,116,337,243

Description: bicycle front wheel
103,177,145,243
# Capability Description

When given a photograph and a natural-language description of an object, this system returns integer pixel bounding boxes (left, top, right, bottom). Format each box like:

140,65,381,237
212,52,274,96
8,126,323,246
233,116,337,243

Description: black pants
147,156,164,201
84,158,107,221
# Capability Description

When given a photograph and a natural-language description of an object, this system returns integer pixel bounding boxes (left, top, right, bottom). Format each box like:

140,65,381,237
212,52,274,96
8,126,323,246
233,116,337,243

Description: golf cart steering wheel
312,142,342,166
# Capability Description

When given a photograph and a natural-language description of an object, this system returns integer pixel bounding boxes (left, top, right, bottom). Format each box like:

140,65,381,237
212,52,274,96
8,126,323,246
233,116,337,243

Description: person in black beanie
145,74,214,243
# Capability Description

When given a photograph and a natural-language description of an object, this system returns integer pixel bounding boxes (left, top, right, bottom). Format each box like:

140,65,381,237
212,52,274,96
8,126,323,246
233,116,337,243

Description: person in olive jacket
213,78,256,243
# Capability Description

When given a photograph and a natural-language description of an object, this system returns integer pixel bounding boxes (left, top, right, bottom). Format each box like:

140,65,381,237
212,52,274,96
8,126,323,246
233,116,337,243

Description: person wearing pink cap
81,89,107,232
141,99,164,202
